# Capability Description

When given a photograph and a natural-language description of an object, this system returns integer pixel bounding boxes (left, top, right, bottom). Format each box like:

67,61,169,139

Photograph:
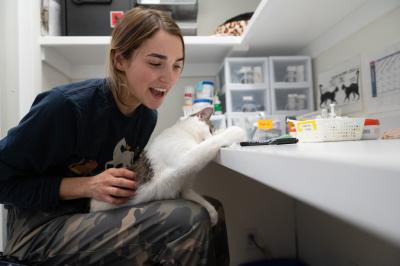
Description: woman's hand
60,168,137,206
86,168,137,205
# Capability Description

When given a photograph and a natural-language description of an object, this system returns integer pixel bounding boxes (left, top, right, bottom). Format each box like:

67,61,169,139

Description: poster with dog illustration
317,56,362,114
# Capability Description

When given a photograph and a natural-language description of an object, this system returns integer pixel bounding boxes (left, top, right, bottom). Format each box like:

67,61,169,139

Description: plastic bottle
213,94,222,115
196,80,214,100
184,85,194,106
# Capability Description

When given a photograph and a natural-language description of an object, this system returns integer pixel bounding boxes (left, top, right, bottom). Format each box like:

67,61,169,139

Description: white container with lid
192,99,213,114
195,80,214,100
362,119,380,140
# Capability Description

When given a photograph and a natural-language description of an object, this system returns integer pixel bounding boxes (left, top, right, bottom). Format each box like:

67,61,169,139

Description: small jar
192,99,213,114
196,81,214,99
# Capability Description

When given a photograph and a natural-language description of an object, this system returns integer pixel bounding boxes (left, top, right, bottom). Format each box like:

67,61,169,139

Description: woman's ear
114,52,127,71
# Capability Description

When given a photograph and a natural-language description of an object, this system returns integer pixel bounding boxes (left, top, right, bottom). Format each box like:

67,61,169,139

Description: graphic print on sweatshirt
105,138,135,169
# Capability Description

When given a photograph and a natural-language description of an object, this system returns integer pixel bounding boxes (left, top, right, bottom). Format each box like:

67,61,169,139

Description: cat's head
179,107,215,141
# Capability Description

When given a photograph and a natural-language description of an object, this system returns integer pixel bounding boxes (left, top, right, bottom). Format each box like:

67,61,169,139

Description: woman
0,7,229,266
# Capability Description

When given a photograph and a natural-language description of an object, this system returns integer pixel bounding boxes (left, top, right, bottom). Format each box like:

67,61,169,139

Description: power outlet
245,227,264,250
244,227,273,259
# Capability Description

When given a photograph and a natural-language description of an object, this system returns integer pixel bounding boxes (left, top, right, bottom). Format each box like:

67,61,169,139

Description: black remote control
240,137,298,146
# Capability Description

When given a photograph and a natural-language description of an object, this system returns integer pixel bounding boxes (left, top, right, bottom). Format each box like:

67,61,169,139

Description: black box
62,0,135,36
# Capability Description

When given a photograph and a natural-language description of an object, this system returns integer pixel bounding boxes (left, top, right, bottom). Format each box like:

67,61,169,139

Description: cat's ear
192,107,214,121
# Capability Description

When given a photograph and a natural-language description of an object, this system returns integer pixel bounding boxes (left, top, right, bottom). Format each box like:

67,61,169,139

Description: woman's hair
107,7,184,106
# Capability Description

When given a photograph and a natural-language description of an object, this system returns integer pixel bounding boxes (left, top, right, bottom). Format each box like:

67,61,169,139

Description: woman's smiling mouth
150,87,167,98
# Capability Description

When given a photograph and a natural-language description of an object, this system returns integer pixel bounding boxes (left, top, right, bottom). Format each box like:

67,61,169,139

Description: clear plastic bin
273,88,309,111
271,58,309,83
231,90,267,112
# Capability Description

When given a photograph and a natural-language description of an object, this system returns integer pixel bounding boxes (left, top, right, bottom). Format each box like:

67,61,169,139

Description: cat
319,84,339,107
342,70,360,102
90,107,246,225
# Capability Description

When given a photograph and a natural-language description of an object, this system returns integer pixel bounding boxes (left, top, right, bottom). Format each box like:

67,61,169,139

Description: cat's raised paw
221,126,246,146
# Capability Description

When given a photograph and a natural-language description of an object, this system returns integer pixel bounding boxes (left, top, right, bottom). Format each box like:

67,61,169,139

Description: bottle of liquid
213,94,222,115
184,85,194,106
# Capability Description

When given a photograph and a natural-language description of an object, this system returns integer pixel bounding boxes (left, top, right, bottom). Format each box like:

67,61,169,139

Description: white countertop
216,139,400,246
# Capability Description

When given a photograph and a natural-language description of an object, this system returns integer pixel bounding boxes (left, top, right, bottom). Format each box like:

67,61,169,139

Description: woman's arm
0,90,78,209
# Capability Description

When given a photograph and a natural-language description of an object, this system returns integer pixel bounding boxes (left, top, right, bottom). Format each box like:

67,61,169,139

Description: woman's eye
174,64,183,71
149,62,161,67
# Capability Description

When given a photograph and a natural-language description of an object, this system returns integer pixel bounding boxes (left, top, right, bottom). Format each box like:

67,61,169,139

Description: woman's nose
159,68,175,85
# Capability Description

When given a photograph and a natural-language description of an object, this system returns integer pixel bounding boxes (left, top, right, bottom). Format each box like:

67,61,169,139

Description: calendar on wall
367,42,400,113
370,50,400,97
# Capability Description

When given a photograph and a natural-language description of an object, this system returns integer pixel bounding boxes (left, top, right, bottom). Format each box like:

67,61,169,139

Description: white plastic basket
288,118,365,142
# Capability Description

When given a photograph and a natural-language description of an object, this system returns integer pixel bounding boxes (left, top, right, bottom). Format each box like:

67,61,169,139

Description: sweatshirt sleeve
0,90,78,209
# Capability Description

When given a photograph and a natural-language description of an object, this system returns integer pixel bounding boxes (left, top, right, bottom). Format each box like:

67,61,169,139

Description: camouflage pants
4,197,229,266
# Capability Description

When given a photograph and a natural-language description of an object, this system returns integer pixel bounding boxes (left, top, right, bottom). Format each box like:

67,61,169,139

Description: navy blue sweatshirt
0,79,157,210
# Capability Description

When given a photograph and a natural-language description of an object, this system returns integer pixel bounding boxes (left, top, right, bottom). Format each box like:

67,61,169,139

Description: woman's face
116,29,184,111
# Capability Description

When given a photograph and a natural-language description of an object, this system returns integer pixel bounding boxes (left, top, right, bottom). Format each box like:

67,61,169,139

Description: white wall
298,6,400,266
0,0,4,252
311,7,400,121
1,0,20,134
0,0,20,251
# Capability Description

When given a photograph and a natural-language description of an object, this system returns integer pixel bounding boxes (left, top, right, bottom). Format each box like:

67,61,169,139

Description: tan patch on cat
129,151,154,186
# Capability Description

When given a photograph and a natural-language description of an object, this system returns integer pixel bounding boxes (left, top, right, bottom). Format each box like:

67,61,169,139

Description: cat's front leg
219,126,246,147
182,189,218,226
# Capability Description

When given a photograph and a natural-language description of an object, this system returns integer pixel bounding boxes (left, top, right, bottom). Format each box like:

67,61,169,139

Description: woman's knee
155,199,211,230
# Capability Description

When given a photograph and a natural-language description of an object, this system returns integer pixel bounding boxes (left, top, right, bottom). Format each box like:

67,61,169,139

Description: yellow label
257,119,274,129
296,120,317,132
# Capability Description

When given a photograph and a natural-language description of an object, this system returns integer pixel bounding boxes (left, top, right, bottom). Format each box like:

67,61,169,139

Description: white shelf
39,35,243,79
216,139,400,246
37,0,396,79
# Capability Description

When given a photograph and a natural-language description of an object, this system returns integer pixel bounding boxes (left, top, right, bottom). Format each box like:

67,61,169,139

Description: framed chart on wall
368,42,400,114
317,56,362,114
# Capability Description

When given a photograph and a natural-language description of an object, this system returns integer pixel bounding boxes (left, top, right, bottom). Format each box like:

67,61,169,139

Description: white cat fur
90,111,246,225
